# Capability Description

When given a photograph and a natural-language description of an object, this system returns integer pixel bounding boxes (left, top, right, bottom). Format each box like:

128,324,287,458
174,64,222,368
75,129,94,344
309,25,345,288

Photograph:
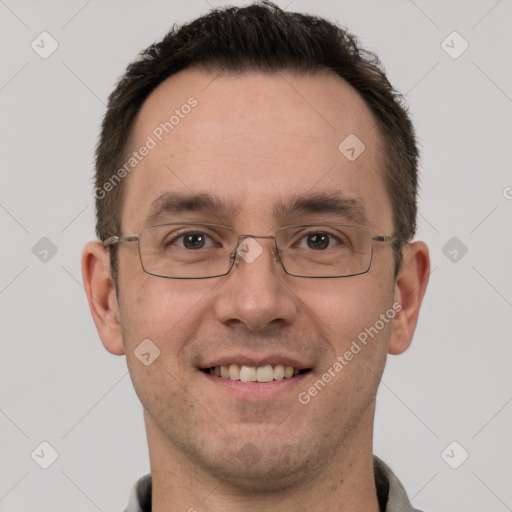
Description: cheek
297,276,395,350
118,279,201,410
118,274,214,364
295,284,394,445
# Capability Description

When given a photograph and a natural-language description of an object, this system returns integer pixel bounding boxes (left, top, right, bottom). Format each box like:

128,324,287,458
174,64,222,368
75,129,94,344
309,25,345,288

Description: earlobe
388,241,430,355
81,241,125,356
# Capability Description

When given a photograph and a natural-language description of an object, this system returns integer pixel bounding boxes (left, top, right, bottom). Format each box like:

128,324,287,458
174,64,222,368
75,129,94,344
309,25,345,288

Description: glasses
103,223,397,279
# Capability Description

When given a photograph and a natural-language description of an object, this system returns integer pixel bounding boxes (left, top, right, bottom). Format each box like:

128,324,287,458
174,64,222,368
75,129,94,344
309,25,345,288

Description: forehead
122,68,391,232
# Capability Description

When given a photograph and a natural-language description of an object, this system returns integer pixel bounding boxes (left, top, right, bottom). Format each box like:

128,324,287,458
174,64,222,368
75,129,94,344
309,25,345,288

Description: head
94,1,419,287
83,1,429,492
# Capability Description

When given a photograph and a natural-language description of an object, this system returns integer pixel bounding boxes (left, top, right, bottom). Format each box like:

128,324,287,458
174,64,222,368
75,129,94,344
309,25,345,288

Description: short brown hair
95,1,419,282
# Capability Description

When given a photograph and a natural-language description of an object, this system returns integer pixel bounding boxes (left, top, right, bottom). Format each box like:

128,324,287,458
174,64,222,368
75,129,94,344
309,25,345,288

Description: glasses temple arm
103,235,139,248
372,235,399,243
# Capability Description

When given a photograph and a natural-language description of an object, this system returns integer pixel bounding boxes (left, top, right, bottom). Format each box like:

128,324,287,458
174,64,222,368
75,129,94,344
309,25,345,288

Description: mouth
202,364,312,383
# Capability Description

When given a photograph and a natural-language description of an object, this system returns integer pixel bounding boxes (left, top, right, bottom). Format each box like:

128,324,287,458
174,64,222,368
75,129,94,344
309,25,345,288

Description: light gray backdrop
1,1,511,511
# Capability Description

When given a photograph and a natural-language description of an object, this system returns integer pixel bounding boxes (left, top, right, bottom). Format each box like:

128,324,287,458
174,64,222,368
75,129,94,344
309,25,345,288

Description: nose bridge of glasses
238,234,276,240
234,234,279,263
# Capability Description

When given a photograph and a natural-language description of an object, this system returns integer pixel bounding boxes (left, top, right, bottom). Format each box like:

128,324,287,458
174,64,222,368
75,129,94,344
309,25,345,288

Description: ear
388,241,430,355
81,241,125,355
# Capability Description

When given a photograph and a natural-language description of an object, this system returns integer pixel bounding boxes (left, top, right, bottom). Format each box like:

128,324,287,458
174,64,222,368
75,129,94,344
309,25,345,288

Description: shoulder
123,474,152,512
374,456,425,512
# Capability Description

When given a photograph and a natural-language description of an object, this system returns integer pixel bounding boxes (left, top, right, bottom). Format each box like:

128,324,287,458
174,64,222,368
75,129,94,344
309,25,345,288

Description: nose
213,236,298,331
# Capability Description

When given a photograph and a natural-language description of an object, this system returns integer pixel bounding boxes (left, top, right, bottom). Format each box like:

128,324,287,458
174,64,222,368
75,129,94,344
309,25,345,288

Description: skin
82,69,430,512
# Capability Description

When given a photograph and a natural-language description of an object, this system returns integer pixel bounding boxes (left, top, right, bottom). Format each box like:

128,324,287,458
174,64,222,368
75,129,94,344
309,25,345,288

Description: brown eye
182,232,206,249
306,232,330,250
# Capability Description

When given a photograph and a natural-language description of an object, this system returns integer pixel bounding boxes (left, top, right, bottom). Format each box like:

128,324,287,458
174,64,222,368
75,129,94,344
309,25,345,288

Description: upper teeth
208,364,300,382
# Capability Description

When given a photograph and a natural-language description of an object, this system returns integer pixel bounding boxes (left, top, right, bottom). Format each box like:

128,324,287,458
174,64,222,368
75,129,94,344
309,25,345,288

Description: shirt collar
124,456,422,512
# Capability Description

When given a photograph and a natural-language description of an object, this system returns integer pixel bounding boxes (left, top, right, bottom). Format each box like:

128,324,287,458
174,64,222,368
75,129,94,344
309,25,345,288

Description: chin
194,434,322,491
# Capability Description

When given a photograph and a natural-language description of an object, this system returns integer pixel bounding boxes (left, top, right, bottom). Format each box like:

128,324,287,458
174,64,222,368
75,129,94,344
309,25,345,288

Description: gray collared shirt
124,456,423,512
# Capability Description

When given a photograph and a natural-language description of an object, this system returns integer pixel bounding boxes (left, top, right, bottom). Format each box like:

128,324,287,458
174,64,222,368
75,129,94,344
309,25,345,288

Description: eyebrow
145,192,242,225
273,192,367,225
144,191,368,226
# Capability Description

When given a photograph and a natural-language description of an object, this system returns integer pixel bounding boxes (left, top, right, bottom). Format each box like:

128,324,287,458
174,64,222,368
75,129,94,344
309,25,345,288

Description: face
116,69,398,488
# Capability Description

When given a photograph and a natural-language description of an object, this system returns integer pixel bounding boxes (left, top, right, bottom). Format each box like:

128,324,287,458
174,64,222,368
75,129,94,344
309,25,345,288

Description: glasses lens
276,224,372,277
139,223,237,278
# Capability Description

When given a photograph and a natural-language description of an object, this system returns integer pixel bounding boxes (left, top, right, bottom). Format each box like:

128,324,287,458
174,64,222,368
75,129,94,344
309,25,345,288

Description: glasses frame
103,222,398,279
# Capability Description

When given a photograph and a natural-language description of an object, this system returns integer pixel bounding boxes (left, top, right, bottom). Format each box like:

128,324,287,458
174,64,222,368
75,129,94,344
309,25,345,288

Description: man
82,2,430,511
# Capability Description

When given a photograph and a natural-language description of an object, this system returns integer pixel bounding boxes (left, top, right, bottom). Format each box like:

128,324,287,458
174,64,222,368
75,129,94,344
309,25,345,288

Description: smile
203,364,311,383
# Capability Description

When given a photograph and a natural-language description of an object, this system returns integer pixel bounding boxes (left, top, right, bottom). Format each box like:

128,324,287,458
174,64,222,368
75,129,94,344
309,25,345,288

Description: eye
169,231,216,250
297,231,343,250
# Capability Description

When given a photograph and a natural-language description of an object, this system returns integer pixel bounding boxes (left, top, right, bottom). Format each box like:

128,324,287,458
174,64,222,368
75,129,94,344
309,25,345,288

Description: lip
200,354,311,370
200,369,312,401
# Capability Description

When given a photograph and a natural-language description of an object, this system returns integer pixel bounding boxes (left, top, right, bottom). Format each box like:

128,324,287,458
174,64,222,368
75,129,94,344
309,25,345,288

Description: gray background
1,0,511,510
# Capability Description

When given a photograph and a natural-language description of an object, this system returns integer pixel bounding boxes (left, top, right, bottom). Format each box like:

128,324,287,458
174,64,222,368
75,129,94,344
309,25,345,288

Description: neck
145,407,381,512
